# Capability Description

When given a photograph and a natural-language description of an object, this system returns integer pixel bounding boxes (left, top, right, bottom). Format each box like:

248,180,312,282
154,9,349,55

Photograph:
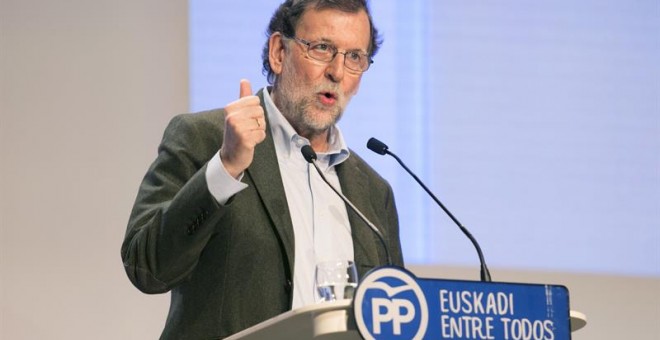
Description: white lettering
501,317,512,339
500,318,556,340
450,315,463,337
441,315,452,337
372,298,392,334
449,291,461,313
462,291,473,313
544,320,555,340
440,315,495,339
392,299,415,334
473,291,485,314
497,293,510,315
486,293,497,314
484,317,495,339
439,290,449,313
371,298,415,335
438,290,515,316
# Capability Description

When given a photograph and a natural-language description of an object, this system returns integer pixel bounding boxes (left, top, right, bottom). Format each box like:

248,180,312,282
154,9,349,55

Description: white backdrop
190,0,659,277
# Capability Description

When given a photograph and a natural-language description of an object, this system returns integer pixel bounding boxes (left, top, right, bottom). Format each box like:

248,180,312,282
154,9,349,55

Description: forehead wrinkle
295,8,370,52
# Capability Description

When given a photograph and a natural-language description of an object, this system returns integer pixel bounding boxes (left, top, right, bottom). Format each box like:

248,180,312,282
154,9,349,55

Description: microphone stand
368,138,492,282
301,145,393,266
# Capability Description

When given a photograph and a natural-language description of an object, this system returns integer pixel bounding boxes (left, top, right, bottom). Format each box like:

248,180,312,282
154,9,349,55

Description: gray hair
261,0,382,84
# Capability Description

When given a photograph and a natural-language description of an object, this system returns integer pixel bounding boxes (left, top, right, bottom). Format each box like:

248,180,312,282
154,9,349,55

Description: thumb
239,79,252,98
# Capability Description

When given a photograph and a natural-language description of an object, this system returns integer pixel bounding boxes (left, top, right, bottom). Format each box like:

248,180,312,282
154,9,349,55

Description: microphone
301,145,392,266
367,137,492,282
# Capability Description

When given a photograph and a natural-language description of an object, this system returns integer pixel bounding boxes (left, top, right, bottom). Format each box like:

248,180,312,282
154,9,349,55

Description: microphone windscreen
367,137,388,155
301,145,317,163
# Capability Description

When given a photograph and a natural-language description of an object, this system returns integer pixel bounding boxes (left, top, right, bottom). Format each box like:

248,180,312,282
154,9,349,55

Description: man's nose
325,54,345,83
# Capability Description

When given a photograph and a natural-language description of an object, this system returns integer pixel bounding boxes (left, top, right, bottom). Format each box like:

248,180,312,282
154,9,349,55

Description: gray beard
273,84,344,140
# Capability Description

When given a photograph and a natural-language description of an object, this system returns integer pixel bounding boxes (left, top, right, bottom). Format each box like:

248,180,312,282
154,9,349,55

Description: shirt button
293,137,305,147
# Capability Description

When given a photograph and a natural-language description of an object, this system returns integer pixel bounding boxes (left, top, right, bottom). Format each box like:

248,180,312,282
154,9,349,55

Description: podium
225,300,359,340
226,300,586,340
227,267,587,339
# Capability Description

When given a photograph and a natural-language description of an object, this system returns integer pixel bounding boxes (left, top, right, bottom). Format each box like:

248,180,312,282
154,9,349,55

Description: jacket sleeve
120,113,226,294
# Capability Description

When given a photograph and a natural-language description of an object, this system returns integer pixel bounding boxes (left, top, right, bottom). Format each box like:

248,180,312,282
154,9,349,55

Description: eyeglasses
287,36,373,73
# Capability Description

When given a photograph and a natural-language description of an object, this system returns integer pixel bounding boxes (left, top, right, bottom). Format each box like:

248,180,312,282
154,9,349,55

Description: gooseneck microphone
301,145,392,266
367,137,492,282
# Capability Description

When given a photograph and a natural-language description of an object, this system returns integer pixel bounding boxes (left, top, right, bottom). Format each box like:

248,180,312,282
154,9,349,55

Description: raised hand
219,79,266,178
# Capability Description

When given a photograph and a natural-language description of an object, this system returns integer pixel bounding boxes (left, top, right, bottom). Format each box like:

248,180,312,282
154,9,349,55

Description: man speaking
121,0,404,338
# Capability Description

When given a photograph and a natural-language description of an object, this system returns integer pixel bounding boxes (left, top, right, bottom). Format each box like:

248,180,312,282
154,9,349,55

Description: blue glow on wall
190,0,660,277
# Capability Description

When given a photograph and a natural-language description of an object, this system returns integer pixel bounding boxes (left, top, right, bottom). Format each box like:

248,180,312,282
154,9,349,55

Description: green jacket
121,90,404,339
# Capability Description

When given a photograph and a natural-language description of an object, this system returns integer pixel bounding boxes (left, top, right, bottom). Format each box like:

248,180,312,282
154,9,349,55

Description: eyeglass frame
284,35,374,73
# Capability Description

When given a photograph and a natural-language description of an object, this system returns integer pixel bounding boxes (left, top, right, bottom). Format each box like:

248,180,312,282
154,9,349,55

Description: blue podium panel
354,267,570,340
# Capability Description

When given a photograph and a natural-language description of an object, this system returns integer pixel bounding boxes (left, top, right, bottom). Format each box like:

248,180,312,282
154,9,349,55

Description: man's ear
268,32,285,76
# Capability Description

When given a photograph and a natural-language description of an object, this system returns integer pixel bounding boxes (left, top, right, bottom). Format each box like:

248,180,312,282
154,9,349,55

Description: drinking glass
315,260,358,302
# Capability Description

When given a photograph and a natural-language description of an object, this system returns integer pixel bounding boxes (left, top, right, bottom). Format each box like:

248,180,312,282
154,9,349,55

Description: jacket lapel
337,156,382,276
244,89,295,281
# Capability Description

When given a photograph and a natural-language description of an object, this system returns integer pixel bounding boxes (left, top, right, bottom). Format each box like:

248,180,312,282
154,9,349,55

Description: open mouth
318,91,338,105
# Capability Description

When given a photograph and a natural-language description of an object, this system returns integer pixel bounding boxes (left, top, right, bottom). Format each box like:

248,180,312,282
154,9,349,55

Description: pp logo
354,267,428,339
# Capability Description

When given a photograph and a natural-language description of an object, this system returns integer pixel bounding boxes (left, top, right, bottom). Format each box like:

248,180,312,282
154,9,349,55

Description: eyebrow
311,37,368,54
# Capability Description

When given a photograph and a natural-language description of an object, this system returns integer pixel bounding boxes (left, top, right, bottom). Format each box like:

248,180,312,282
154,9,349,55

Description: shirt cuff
205,152,248,205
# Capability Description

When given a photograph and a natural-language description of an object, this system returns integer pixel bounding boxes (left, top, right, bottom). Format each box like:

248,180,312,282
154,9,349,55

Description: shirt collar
263,86,350,168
